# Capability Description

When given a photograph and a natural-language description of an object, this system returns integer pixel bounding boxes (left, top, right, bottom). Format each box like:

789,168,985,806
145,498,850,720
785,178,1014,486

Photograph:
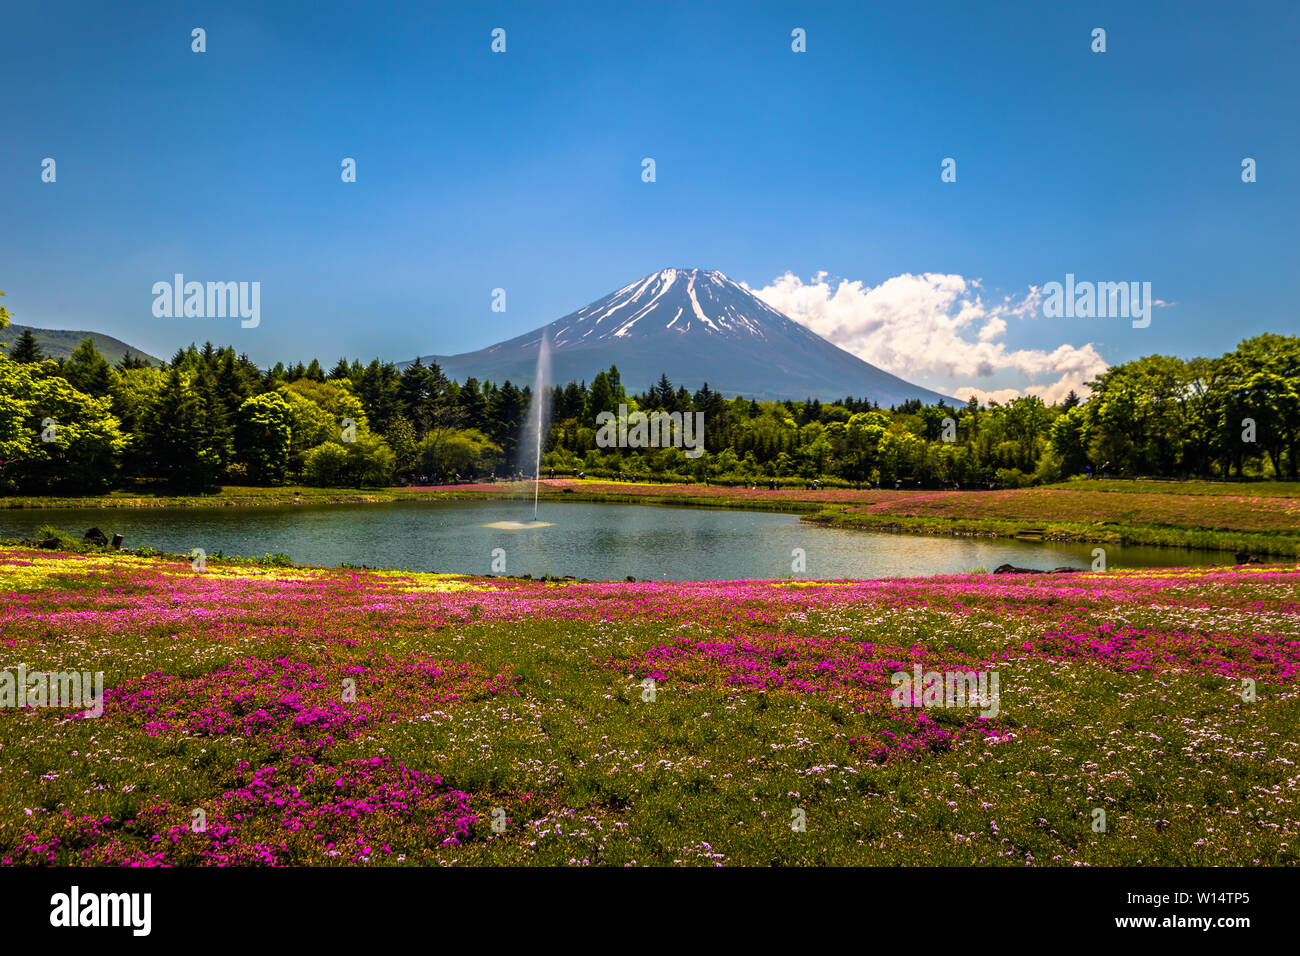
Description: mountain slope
417,268,954,404
3,323,161,366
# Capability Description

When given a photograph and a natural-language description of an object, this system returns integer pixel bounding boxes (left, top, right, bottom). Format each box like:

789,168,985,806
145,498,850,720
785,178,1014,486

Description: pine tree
585,371,618,426
142,368,223,489
360,359,402,433
195,368,234,476
216,351,251,422
654,373,674,408
458,378,487,430
8,328,45,363
487,381,525,456
116,349,151,370
399,359,431,431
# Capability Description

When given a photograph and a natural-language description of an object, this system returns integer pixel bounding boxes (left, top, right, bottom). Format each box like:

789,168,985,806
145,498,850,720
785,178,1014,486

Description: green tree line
1,299,1295,492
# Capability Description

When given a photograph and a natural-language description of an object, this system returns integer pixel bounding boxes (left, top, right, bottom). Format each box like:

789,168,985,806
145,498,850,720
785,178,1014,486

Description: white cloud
747,271,1109,404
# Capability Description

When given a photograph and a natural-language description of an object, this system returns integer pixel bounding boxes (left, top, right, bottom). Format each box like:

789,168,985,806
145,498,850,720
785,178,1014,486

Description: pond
0,499,1235,581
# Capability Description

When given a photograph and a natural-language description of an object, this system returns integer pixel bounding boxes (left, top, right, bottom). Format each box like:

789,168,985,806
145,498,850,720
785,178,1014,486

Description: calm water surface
0,500,1231,581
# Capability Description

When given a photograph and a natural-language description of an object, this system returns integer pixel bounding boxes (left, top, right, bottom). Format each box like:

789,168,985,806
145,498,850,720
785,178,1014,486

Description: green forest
2,296,1297,493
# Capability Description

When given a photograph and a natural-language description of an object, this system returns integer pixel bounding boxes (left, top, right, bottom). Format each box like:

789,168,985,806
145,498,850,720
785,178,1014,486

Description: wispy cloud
747,271,1109,404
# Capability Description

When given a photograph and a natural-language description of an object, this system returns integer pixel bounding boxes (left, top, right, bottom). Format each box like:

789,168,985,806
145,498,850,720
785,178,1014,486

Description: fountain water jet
532,332,549,520
482,331,553,530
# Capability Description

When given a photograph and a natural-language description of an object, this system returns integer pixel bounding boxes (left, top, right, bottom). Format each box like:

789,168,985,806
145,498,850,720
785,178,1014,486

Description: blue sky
2,0,1296,399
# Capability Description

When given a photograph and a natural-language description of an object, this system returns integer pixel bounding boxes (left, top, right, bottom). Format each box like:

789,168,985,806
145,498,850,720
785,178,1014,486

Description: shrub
302,442,349,486
30,524,81,550
995,467,1032,489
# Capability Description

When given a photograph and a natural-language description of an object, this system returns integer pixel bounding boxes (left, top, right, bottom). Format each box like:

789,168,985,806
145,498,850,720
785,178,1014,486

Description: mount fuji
416,268,955,405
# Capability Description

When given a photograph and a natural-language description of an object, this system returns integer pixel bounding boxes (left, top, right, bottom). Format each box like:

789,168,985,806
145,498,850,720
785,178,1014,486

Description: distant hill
2,324,161,367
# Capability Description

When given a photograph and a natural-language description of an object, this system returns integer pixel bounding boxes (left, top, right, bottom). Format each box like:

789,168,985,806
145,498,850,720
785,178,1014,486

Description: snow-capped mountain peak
417,268,954,404
551,268,798,346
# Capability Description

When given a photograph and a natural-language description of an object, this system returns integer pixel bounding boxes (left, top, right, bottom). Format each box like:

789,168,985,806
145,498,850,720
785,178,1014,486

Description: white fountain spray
532,331,550,521
482,331,553,530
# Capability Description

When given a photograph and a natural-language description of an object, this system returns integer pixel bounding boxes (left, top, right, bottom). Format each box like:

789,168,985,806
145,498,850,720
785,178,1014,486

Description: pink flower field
2,548,1297,865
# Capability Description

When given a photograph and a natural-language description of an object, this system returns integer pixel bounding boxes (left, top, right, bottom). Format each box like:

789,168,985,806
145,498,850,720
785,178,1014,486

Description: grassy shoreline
4,479,1299,556
0,485,497,510
801,509,1300,557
